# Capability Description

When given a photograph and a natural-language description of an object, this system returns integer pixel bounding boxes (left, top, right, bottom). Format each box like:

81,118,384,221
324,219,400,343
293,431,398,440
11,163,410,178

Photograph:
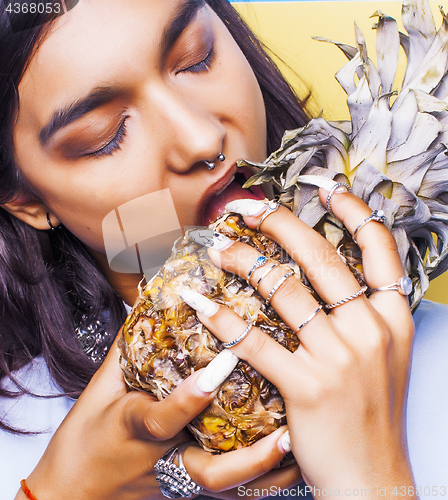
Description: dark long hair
0,0,309,433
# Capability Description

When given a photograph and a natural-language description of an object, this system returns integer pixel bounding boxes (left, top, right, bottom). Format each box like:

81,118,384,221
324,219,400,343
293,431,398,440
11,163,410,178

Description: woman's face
13,0,267,256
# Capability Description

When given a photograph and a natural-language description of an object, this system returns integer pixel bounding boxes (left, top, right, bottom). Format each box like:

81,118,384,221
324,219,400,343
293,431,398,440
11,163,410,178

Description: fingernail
297,175,350,193
180,289,219,317
278,431,291,453
190,229,235,252
196,350,239,393
225,199,267,217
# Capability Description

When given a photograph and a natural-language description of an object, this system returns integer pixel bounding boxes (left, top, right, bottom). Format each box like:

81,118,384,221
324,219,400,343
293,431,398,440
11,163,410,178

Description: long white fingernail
196,350,239,393
297,175,349,193
180,289,219,317
278,431,291,453
225,199,267,217
190,229,235,252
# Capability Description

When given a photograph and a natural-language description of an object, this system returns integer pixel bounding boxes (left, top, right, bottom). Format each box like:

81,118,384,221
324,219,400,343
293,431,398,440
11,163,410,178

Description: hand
182,189,416,497
17,330,301,500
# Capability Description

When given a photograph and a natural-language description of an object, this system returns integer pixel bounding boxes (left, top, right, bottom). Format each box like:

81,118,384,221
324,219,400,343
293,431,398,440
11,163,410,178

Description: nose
149,85,226,173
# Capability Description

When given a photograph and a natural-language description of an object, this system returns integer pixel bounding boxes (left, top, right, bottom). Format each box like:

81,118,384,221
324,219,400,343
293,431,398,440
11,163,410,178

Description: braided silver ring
326,182,351,216
353,209,386,245
222,321,254,349
155,444,203,498
256,200,280,231
324,286,368,310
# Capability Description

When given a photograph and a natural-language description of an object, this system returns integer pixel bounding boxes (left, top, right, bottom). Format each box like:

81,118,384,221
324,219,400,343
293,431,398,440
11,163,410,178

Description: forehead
17,0,194,131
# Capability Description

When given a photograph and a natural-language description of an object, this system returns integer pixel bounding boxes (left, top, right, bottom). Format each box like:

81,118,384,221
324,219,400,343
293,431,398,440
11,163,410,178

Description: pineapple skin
118,214,301,452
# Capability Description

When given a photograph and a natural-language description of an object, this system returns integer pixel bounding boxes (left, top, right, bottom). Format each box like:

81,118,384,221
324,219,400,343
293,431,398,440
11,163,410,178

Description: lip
198,163,238,220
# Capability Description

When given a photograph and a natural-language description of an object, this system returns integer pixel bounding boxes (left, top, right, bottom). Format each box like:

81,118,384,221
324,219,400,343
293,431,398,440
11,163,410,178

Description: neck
89,248,142,307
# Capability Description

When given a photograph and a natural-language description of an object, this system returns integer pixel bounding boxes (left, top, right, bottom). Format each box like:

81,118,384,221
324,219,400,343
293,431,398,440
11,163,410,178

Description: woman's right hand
17,330,301,500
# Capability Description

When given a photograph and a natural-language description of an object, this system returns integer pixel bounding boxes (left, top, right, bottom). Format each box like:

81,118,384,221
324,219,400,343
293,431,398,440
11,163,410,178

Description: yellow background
234,0,448,305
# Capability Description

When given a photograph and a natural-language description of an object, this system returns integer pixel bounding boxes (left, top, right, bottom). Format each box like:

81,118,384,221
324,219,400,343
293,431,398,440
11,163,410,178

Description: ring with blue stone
248,255,268,279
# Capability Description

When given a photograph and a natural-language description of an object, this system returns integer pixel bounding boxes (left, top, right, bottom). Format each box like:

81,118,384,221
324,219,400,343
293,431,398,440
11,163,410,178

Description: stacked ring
296,305,324,333
254,262,279,291
248,255,268,279
266,269,295,305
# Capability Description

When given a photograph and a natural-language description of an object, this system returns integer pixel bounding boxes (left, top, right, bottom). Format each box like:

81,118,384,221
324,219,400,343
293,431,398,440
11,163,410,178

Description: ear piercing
205,153,225,170
47,213,61,231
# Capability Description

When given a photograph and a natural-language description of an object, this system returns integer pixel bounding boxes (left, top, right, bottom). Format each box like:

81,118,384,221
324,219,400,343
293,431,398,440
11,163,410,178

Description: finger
181,289,305,391
124,367,224,441
183,427,299,492
206,240,343,355
318,188,414,337
223,199,364,310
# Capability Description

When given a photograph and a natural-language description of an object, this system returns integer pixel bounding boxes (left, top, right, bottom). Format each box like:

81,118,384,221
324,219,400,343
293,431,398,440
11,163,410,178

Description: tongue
203,180,265,225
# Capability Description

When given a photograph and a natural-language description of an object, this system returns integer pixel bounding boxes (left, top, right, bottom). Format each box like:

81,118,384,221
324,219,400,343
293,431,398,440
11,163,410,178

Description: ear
2,193,60,231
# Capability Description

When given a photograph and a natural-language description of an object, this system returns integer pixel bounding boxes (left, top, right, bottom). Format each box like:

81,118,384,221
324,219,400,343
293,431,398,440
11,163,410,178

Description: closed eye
85,116,129,158
177,45,215,75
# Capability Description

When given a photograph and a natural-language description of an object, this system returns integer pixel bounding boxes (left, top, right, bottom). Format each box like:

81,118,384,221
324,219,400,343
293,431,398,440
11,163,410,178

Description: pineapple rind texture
241,0,448,312
119,214,301,452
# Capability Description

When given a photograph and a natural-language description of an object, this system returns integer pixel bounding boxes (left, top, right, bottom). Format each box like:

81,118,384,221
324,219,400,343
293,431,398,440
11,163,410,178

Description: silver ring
248,255,268,279
266,269,295,305
368,276,412,296
353,209,386,245
222,321,254,348
324,286,368,310
155,444,203,498
326,182,351,216
296,305,324,333
255,262,279,291
256,200,280,232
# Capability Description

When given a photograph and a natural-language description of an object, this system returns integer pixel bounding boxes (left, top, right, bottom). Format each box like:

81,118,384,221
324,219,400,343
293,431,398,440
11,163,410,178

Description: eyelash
180,46,215,74
86,116,129,158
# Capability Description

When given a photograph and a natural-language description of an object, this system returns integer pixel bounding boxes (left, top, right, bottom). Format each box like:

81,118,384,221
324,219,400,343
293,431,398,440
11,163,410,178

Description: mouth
202,169,266,226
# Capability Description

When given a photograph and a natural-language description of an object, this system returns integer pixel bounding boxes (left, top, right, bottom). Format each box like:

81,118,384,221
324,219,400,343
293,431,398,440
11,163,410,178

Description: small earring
205,153,225,170
46,213,60,231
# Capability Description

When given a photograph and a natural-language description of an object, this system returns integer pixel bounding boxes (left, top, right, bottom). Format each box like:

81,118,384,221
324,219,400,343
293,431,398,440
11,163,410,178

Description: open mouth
202,171,266,225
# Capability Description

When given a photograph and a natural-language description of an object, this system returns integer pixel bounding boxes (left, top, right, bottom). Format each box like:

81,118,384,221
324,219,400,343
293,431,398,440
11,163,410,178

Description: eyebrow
39,0,205,147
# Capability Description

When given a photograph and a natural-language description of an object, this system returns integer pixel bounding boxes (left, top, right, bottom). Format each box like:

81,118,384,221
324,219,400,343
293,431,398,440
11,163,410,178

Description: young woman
0,0,447,499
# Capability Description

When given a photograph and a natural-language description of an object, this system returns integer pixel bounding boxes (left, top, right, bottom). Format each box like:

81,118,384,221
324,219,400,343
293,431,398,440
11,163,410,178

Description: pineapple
118,0,448,452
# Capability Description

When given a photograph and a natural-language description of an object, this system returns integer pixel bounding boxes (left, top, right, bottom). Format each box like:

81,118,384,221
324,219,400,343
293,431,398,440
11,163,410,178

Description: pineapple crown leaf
242,0,448,310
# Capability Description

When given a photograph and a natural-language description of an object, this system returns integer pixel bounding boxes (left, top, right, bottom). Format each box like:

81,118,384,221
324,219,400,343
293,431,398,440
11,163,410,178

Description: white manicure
225,199,267,217
297,175,349,193
196,350,239,393
210,233,235,252
279,431,291,453
180,289,219,317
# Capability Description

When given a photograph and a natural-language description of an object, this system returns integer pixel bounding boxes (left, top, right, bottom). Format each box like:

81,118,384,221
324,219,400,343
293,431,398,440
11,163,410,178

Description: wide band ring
222,321,254,348
256,200,280,232
326,183,351,217
353,209,386,245
248,255,268,279
296,305,324,333
155,444,203,498
255,262,279,291
368,276,412,296
266,269,295,305
324,286,368,310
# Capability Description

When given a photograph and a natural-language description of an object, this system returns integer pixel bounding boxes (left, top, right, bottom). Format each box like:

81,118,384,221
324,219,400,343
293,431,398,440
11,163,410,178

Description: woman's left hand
183,188,416,497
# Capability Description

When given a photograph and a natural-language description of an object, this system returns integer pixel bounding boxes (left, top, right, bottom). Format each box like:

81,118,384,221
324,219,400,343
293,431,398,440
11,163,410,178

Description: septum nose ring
205,153,225,170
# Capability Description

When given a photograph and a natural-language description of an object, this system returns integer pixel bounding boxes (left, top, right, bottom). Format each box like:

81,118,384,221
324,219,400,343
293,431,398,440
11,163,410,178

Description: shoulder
407,300,448,488
0,357,75,499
